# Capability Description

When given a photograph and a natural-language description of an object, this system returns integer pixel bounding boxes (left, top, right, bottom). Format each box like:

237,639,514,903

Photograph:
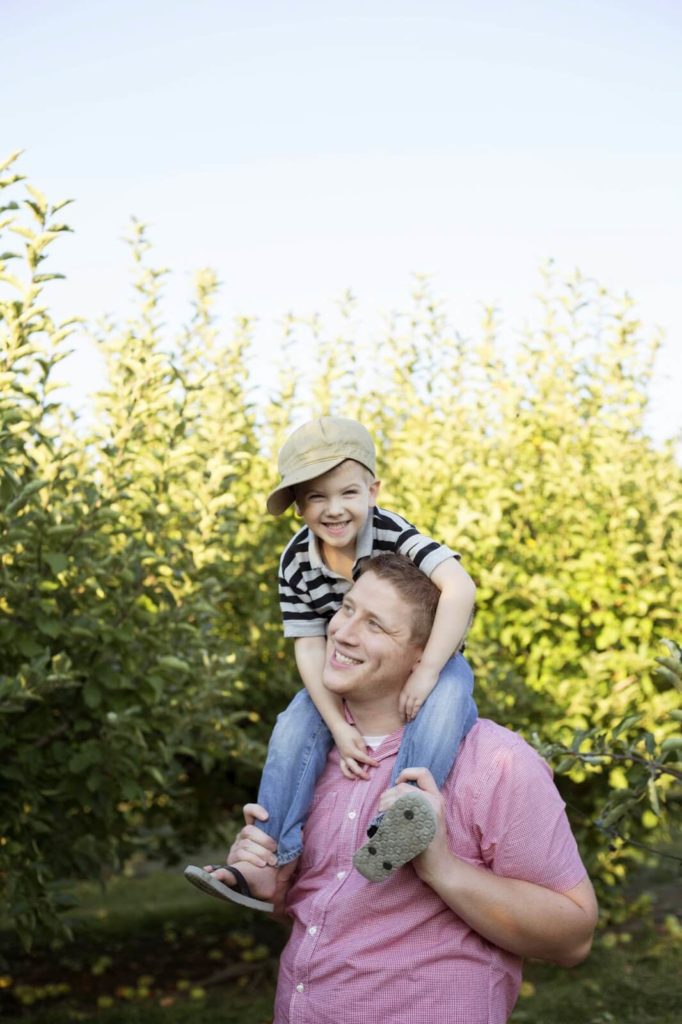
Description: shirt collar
352,508,375,569
343,702,403,759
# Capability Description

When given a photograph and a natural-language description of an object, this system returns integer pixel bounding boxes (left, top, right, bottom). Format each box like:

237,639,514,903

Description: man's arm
383,769,598,967
400,557,476,720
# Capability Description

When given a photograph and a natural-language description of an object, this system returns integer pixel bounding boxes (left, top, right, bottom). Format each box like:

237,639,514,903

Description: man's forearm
418,850,597,966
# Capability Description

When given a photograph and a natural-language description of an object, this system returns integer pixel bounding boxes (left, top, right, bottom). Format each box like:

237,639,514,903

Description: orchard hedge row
1,152,680,946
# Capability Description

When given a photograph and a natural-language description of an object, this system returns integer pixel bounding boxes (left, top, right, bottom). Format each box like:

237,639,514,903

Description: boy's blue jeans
257,653,477,865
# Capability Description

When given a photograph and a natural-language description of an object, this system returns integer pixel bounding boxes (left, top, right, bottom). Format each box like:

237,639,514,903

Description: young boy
185,415,476,911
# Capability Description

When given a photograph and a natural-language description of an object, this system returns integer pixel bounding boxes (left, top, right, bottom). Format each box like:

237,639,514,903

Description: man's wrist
415,844,464,892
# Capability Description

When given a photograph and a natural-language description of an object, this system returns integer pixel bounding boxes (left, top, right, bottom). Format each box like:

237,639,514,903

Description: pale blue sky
4,0,681,442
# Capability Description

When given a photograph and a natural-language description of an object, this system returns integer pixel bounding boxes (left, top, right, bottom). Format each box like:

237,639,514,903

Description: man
222,554,598,1024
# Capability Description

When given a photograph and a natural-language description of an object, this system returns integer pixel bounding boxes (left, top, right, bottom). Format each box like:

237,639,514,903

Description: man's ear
369,477,381,505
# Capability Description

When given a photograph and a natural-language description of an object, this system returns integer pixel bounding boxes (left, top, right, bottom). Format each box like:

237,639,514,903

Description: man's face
323,571,423,702
294,460,379,557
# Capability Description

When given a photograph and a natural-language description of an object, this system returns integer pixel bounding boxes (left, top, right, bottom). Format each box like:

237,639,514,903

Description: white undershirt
363,735,389,749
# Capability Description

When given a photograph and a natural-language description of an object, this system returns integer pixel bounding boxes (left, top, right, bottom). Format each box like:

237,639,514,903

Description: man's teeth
335,650,361,665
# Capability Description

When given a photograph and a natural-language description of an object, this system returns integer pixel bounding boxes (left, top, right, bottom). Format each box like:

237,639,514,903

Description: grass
512,928,681,1024
0,859,680,1023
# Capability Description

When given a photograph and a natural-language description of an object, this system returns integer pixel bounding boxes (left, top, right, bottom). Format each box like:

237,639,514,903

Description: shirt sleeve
278,539,328,639
374,508,460,578
472,734,587,894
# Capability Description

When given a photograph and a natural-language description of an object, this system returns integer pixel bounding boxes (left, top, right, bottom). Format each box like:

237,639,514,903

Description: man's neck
345,696,403,738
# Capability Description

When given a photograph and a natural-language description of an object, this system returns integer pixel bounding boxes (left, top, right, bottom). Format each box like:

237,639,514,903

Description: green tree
1,155,680,947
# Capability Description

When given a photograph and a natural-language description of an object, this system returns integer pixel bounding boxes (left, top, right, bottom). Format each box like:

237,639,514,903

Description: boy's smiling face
294,460,380,560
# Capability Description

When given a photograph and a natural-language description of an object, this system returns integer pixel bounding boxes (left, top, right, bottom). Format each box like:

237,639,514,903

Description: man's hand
377,767,450,875
227,804,278,872
379,769,598,966
398,664,439,722
204,803,298,911
331,721,379,780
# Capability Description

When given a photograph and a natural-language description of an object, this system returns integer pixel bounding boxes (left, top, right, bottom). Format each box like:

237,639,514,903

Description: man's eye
368,619,382,630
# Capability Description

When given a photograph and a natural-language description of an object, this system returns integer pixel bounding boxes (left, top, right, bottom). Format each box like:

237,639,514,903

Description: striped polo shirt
278,505,458,638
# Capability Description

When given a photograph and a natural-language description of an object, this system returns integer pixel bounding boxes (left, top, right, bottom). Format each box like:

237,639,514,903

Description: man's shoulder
456,719,550,780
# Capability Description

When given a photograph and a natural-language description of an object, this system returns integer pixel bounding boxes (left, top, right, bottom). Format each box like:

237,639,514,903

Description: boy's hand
399,663,439,722
332,721,379,780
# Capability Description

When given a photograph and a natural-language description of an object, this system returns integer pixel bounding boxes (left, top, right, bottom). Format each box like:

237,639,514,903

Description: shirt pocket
300,790,339,871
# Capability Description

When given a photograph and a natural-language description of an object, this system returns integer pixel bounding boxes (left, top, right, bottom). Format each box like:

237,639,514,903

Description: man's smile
331,647,362,666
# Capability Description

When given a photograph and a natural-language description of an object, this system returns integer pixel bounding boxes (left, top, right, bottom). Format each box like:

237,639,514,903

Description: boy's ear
369,477,381,505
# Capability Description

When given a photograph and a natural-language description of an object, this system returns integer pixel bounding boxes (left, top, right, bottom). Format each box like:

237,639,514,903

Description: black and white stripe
279,506,458,638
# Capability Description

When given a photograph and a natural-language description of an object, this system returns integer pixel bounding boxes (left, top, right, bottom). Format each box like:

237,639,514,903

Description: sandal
183,864,274,912
352,792,437,882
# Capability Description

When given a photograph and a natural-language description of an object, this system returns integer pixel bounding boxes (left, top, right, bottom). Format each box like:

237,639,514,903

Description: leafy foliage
1,155,680,946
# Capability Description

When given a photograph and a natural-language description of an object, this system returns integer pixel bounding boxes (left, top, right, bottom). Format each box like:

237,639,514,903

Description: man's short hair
356,553,439,648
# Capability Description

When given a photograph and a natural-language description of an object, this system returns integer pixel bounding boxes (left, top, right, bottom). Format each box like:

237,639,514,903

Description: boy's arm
399,557,476,721
295,636,379,779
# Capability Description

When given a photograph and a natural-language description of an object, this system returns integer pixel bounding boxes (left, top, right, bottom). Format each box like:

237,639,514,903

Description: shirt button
337,870,346,880
348,811,356,820
308,926,317,935
296,983,304,993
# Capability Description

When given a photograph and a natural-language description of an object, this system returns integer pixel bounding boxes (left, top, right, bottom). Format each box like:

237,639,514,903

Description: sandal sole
183,865,274,912
352,792,437,882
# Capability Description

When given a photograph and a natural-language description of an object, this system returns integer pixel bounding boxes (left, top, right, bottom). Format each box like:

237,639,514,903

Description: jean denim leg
256,688,333,865
389,653,477,791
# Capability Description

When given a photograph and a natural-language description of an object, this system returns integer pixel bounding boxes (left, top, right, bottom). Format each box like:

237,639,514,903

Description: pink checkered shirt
274,719,586,1024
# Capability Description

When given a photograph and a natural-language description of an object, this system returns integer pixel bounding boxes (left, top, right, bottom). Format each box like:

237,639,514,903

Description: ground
0,858,680,1023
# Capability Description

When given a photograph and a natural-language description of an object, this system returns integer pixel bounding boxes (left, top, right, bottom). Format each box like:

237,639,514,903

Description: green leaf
83,682,102,709
0,149,24,174
44,552,68,575
157,656,191,673
17,635,43,658
5,479,48,514
36,616,62,639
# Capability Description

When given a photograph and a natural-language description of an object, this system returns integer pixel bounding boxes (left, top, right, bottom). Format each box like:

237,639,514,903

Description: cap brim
266,456,350,516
